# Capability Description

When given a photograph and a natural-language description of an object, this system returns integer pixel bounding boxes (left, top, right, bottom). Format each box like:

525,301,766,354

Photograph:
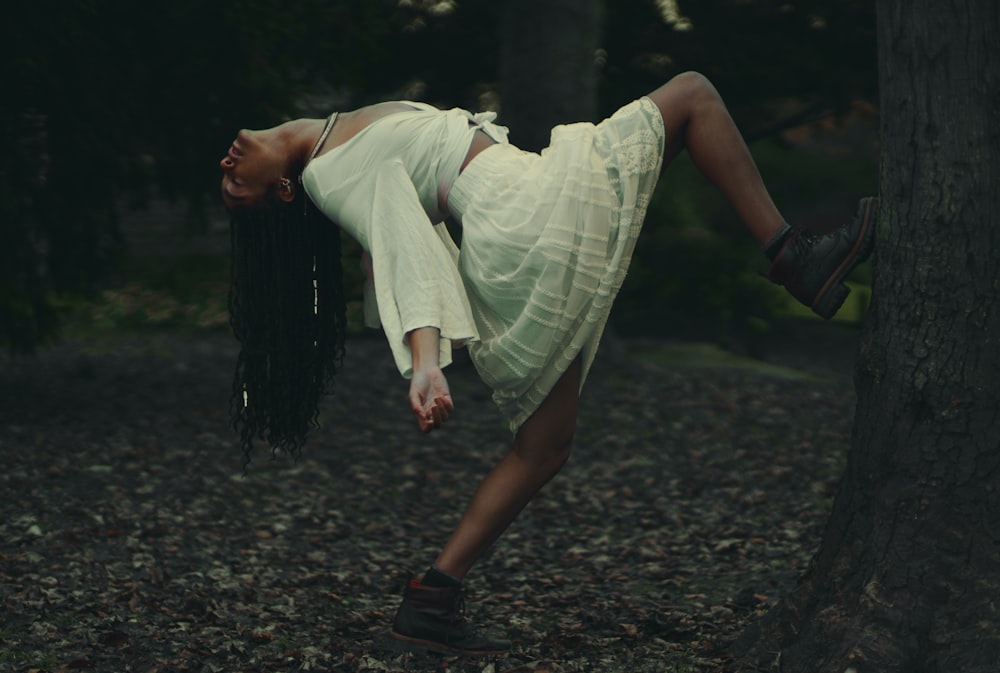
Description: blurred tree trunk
500,0,603,152
730,1,1000,671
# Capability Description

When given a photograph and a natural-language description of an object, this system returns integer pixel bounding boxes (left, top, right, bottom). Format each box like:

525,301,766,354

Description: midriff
460,129,497,174
438,129,498,218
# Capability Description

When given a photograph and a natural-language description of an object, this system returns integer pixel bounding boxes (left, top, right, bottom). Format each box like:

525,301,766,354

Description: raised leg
647,72,878,320
646,71,786,246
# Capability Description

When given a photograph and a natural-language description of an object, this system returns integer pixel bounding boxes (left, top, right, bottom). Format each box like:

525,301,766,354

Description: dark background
1,0,878,352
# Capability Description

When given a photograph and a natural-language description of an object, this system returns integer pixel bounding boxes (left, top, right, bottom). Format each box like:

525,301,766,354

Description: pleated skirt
447,97,665,431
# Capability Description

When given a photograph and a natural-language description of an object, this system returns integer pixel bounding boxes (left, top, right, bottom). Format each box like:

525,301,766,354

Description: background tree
731,0,1000,670
499,0,603,151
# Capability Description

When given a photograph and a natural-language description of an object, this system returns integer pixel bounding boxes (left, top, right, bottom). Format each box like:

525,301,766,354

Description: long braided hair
228,186,347,466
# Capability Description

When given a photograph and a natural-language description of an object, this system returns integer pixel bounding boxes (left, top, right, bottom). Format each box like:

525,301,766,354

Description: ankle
762,222,792,260
421,565,462,588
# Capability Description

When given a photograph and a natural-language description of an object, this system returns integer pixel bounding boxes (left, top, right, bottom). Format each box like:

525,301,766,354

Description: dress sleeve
348,159,479,378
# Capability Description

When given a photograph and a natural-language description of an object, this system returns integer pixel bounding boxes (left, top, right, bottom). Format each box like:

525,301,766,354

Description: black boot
767,197,877,319
390,580,511,656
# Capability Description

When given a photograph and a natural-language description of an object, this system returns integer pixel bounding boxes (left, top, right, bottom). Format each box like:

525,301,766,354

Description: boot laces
451,592,466,622
786,228,821,254
787,223,853,261
792,208,864,250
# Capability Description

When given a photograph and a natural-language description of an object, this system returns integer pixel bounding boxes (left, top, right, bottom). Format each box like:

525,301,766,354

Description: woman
220,71,875,656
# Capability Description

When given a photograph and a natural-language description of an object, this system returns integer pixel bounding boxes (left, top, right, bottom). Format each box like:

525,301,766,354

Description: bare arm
407,327,455,433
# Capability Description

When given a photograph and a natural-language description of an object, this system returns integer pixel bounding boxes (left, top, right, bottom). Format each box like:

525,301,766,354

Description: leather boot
390,580,511,656
767,197,877,319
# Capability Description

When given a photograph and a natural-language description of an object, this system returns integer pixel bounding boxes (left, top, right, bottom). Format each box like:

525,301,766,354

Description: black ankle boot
767,197,877,319
391,581,511,656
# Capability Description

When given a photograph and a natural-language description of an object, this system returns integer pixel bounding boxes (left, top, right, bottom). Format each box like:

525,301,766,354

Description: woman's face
219,128,283,210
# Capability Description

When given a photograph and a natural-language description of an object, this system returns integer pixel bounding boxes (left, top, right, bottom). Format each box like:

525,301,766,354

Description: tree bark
500,0,602,152
731,1,1000,671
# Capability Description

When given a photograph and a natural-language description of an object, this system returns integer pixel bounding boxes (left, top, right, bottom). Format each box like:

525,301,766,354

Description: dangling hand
409,366,454,432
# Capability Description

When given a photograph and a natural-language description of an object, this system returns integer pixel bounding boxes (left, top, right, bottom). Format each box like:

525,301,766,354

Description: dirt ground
0,325,857,672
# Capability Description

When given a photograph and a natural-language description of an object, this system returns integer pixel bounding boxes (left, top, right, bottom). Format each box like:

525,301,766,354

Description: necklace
308,112,339,161
298,112,339,208
300,112,338,215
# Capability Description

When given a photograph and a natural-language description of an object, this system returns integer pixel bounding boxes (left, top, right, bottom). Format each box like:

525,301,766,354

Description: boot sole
389,630,510,657
811,197,877,319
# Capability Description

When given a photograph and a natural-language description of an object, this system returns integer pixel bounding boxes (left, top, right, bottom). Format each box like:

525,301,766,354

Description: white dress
303,98,664,431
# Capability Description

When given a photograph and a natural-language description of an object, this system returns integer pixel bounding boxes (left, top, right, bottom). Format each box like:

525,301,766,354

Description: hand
409,366,454,433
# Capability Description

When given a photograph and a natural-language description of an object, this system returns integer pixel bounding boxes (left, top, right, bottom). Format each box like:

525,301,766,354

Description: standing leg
433,356,581,579
390,358,582,655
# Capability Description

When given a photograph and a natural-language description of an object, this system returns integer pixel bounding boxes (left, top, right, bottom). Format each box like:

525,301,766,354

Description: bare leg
432,358,582,580
647,71,786,246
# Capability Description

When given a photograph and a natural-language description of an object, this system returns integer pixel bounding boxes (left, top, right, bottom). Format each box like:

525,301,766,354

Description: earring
280,177,293,192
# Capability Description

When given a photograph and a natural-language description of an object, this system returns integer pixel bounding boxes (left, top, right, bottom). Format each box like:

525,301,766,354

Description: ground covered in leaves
1,326,856,672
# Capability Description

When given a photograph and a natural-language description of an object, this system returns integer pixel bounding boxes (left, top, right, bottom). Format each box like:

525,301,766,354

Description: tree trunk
500,0,602,152
731,1,1000,671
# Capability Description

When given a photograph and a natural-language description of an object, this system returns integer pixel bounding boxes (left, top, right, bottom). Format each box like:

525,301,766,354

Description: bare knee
647,71,724,159
648,71,720,117
511,357,580,477
671,70,719,96
512,422,575,475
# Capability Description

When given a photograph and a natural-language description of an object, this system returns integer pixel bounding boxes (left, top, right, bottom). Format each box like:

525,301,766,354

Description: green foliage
61,240,371,336
81,255,232,332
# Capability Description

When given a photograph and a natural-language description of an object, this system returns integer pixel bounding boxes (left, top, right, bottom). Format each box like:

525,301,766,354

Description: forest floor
0,321,859,673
